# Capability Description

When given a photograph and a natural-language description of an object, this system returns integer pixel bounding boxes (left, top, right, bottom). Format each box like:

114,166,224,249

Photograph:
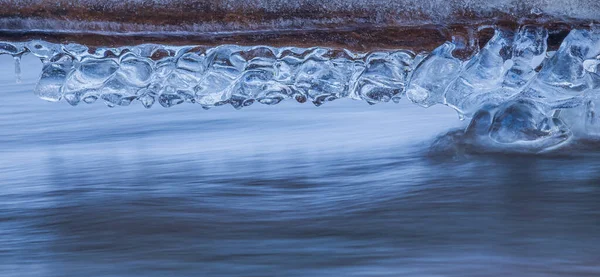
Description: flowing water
2,55,600,277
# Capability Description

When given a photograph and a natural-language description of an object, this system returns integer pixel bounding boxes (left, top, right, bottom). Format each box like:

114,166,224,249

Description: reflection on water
1,56,600,277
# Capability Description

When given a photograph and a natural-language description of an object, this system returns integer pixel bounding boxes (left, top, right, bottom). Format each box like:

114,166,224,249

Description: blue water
2,55,600,276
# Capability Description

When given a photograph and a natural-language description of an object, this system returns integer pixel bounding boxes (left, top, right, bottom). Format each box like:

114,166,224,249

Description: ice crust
2,26,600,152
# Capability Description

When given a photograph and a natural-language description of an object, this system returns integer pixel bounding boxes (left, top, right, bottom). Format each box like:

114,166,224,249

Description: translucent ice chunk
0,42,25,56
444,29,512,116
406,42,461,107
35,53,75,102
488,99,571,150
523,29,600,107
229,46,284,108
26,40,62,61
584,58,600,89
62,57,119,105
583,99,600,136
158,86,185,108
62,43,89,59
233,63,290,107
100,78,139,107
167,51,205,97
78,57,119,84
194,46,246,108
294,49,355,106
447,99,571,153
502,26,548,91
117,53,153,87
137,90,156,108
538,29,600,89
584,59,600,74
352,51,413,104
560,96,600,138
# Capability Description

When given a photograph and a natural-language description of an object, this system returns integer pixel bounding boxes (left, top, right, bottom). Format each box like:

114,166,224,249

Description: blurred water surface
1,56,600,277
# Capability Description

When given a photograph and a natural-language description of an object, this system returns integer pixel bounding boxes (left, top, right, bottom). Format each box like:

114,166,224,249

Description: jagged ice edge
2,26,600,151
0,41,421,109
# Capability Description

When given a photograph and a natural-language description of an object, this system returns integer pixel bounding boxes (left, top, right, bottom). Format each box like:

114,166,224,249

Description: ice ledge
2,25,600,152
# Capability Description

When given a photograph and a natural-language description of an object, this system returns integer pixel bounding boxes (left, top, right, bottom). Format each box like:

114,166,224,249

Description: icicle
14,55,21,84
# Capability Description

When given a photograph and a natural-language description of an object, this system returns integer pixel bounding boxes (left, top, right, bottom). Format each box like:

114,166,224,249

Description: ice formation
2,26,600,152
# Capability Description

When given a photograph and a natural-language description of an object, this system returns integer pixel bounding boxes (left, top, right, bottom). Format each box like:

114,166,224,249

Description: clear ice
2,26,600,152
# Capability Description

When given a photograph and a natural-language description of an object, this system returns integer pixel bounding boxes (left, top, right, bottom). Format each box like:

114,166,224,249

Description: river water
1,55,600,276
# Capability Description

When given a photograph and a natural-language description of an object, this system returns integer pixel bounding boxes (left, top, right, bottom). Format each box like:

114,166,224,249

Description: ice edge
2,25,600,152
